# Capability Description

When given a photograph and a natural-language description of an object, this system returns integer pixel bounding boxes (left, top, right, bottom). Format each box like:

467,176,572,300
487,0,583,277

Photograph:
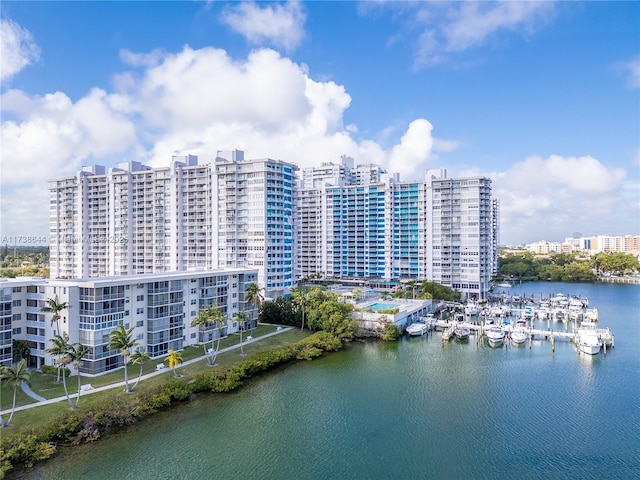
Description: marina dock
430,319,614,347
416,293,615,355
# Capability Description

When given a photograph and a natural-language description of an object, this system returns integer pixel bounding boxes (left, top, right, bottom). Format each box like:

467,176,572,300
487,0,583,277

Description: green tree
306,290,358,340
290,287,310,332
246,282,263,307
380,321,400,341
40,295,69,332
191,309,216,365
11,339,30,363
234,311,250,356
44,332,70,383
0,359,32,427
130,349,150,391
64,342,89,409
203,305,227,365
108,324,138,393
164,349,183,378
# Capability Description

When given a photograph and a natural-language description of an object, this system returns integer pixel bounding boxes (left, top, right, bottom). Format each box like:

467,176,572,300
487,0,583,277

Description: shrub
40,365,70,377
380,322,400,341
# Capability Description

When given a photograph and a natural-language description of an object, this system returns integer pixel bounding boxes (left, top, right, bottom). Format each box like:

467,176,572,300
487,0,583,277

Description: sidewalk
3,326,293,416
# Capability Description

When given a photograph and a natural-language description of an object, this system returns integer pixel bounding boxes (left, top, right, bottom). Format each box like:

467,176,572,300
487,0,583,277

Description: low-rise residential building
1,268,258,374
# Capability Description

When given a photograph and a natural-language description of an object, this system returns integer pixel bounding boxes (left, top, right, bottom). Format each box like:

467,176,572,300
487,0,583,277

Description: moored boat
485,326,506,347
454,324,470,341
576,323,603,355
406,322,428,336
511,329,528,346
465,302,479,316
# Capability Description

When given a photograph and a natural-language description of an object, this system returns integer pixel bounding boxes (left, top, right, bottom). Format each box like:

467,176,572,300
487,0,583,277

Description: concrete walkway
2,326,293,416
20,381,46,402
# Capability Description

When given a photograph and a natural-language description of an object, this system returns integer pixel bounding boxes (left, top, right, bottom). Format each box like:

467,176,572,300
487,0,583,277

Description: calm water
21,282,640,480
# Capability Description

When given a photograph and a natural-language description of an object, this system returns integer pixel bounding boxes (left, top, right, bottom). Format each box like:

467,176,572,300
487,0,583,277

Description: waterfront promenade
1,326,294,417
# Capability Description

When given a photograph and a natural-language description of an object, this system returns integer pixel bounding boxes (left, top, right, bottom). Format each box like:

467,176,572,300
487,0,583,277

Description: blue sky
1,1,638,246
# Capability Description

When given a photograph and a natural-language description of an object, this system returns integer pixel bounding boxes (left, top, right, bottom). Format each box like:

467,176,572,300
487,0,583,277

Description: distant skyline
1,1,639,245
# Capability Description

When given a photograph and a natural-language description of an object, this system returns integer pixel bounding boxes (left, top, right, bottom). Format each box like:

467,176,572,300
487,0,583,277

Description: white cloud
0,88,140,185
0,185,49,240
363,1,555,68
221,1,306,53
0,18,40,82
387,119,435,179
441,1,555,53
491,154,631,244
616,56,640,89
2,44,454,236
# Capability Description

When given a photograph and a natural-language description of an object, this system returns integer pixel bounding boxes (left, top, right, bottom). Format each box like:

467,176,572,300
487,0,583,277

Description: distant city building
525,234,640,255
1,268,258,371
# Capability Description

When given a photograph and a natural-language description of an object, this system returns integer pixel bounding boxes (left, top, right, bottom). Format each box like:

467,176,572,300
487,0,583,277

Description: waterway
20,282,640,479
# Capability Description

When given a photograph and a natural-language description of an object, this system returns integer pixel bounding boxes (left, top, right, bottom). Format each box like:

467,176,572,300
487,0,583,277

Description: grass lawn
0,327,310,442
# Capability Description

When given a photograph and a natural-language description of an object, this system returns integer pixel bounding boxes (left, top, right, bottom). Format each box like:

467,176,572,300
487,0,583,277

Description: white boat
511,329,528,346
522,306,535,322
584,308,599,322
496,282,512,288
442,325,454,341
485,326,506,347
576,324,603,355
465,302,479,316
406,322,428,336
577,331,602,355
454,324,471,341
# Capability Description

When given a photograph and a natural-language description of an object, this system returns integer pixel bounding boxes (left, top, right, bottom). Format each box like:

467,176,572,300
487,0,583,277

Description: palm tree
40,295,69,333
234,311,249,357
65,342,89,409
164,349,183,378
245,282,263,318
0,359,32,427
109,323,138,393
191,309,215,365
130,349,150,391
291,288,309,332
44,332,70,383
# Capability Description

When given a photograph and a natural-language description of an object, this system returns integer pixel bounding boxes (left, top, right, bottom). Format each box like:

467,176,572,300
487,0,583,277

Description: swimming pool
369,302,400,311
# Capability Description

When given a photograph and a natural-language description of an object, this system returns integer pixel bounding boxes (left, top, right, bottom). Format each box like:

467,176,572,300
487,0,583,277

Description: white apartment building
213,152,297,298
1,268,258,373
49,151,297,299
425,174,496,300
297,159,498,299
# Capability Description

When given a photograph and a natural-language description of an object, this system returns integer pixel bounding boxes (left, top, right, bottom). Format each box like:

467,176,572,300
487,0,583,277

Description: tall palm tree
164,349,183,378
65,342,89,409
40,295,69,332
191,309,215,364
291,288,309,332
109,324,138,393
234,311,249,357
204,305,228,365
44,332,70,383
0,359,32,427
130,349,150,391
245,282,263,319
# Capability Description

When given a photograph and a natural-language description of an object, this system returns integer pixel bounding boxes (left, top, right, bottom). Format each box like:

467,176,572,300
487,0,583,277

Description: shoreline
0,329,345,479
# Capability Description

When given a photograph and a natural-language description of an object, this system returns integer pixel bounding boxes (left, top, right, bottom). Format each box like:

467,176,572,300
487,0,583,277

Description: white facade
424,175,496,300
49,152,297,299
1,268,258,373
297,162,498,300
